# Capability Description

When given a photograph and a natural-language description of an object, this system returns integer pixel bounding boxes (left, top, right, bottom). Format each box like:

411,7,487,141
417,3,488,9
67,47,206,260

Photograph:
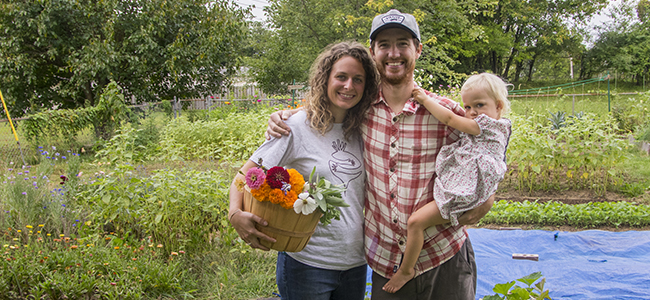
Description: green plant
159,106,277,161
547,110,566,130
620,182,648,198
507,112,628,195
483,272,551,300
79,164,231,254
480,200,650,228
0,229,196,299
160,100,173,118
22,81,130,146
95,127,149,164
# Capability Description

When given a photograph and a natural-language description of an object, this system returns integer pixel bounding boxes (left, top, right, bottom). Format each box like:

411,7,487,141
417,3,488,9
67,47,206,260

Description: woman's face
327,55,366,123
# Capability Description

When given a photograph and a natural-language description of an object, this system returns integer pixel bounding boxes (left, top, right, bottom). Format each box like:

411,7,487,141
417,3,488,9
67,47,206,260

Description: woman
228,41,380,300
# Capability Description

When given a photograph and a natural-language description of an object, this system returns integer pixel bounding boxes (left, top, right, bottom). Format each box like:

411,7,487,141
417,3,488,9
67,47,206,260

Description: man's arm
457,194,495,225
265,109,300,139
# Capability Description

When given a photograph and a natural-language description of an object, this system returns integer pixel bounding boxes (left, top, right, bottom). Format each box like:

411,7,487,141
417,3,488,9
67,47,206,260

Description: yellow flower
17,230,21,233
114,246,120,250
59,234,65,237
234,178,246,192
26,225,33,229
156,244,163,248
38,224,44,228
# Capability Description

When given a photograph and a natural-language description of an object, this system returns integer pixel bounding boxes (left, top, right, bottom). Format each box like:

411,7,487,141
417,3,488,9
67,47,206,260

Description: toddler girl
383,72,512,293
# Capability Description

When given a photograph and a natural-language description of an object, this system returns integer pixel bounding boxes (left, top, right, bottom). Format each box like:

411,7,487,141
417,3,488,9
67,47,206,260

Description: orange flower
268,189,285,205
251,182,272,202
281,191,298,209
287,169,305,193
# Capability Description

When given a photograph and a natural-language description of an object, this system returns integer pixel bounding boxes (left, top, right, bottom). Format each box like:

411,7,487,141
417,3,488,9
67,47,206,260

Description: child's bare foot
382,269,415,293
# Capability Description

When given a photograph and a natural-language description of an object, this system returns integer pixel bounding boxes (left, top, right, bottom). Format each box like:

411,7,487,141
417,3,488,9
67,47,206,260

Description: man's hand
230,210,277,251
458,194,495,225
265,110,295,140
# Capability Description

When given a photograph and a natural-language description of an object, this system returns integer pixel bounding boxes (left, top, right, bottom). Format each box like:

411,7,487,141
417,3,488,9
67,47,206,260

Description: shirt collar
373,84,421,115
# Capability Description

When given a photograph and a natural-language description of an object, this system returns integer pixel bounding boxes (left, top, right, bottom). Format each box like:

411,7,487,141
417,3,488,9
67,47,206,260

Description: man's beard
378,59,415,85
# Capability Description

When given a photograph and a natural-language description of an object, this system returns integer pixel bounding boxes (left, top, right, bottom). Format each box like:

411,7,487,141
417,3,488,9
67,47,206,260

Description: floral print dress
434,114,512,225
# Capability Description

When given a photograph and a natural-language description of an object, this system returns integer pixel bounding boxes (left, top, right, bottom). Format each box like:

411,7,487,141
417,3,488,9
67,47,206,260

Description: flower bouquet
237,160,348,252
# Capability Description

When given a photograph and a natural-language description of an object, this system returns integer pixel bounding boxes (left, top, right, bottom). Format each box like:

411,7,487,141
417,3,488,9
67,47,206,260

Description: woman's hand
265,109,296,140
230,210,277,251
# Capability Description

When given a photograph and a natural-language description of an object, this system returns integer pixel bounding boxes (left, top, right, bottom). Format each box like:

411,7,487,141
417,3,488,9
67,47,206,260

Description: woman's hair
461,73,512,118
304,41,380,140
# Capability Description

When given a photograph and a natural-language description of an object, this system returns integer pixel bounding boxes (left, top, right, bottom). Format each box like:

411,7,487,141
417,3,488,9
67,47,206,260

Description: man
266,9,495,300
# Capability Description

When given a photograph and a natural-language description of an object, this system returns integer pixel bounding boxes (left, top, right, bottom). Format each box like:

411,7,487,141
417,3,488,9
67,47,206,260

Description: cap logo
382,15,404,24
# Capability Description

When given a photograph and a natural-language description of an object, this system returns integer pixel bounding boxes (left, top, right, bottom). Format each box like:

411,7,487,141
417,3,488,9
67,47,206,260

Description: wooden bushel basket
242,186,321,252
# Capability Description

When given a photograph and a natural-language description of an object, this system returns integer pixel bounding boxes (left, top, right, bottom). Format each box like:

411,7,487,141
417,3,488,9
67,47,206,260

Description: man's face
370,28,422,85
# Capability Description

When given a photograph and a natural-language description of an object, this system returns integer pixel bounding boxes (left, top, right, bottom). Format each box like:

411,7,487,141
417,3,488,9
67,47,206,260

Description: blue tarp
365,229,650,299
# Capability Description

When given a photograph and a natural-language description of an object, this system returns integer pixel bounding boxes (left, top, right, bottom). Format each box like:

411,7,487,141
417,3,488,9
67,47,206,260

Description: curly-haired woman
228,41,380,300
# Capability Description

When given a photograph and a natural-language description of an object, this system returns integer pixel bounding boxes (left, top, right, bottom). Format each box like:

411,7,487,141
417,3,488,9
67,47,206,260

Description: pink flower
246,168,266,189
267,167,290,189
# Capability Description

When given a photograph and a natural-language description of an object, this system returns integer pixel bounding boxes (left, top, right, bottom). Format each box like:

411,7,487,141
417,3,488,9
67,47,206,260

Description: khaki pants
370,238,477,300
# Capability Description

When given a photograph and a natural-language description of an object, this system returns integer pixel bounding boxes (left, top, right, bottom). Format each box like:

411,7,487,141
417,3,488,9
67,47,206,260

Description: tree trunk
502,27,523,80
514,61,523,82
84,81,95,107
527,54,538,82
491,51,498,74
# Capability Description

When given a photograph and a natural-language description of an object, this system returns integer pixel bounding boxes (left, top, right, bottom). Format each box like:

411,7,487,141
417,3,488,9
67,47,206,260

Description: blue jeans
276,252,367,300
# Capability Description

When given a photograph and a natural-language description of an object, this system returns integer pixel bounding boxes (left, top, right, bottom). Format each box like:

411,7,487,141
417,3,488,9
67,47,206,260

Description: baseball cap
369,9,421,43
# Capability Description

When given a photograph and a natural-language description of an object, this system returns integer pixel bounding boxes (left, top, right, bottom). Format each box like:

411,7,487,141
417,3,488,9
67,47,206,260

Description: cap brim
370,23,419,41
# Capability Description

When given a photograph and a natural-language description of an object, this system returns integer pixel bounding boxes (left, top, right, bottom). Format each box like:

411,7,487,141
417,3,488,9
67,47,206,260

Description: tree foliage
0,0,249,116
248,0,610,92
582,0,650,83
22,81,129,145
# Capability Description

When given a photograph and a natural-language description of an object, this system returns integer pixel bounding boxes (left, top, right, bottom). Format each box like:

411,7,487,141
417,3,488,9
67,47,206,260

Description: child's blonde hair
461,73,511,118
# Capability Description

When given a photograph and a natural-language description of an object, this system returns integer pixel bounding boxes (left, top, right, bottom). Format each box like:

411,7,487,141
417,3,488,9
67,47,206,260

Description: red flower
266,167,290,189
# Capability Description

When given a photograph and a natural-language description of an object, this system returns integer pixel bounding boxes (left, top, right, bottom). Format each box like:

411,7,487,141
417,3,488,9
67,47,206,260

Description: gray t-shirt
250,110,366,270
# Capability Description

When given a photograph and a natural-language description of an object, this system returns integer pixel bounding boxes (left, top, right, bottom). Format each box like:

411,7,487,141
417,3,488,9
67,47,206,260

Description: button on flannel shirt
362,86,468,278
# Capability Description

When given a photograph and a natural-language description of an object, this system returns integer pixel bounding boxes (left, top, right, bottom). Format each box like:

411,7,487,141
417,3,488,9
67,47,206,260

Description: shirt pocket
401,139,437,179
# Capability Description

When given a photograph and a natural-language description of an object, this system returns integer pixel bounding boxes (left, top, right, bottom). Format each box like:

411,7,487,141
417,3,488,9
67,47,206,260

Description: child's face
460,88,502,120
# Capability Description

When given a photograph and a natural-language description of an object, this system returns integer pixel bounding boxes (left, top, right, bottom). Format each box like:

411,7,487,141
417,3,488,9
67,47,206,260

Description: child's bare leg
383,201,448,293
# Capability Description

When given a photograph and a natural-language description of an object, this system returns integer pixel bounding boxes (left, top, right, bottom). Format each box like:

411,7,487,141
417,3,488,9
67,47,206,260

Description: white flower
294,192,317,215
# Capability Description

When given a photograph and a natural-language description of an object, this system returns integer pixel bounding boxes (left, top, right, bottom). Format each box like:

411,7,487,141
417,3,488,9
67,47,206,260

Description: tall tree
0,0,249,116
248,0,480,93
454,0,607,82
582,0,650,84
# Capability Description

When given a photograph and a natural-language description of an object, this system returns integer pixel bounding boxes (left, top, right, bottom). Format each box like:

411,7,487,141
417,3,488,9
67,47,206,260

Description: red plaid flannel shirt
362,86,468,278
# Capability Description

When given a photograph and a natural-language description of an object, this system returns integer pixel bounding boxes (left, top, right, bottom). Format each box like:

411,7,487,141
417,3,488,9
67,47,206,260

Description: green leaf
155,214,163,224
493,281,516,295
102,194,112,204
517,272,543,287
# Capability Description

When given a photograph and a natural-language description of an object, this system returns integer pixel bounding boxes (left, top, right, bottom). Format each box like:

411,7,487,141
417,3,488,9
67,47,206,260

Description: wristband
229,209,242,222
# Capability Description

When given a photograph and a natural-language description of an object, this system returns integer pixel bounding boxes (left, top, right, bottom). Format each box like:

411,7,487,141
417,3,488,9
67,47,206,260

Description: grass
510,93,644,117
